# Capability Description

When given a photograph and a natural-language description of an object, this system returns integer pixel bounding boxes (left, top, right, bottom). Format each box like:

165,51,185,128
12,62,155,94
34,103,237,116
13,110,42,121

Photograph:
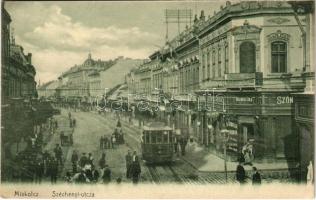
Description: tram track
147,165,161,184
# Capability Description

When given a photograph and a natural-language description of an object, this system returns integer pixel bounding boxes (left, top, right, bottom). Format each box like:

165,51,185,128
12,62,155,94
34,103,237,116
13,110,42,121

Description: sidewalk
182,142,296,176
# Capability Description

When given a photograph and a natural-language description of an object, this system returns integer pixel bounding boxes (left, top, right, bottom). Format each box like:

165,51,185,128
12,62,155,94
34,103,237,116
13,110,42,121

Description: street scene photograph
0,0,315,198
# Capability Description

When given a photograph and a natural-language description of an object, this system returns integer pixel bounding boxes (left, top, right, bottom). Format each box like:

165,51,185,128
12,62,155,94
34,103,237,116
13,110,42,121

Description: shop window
240,41,256,73
271,41,287,73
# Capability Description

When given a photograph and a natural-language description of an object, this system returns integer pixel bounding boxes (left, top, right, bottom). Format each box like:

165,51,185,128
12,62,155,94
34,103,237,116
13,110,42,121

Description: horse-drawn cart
60,129,74,146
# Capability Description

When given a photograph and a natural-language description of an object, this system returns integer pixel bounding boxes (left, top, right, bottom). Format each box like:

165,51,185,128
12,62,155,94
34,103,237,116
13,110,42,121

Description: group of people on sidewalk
69,150,113,184
68,149,141,184
236,161,262,185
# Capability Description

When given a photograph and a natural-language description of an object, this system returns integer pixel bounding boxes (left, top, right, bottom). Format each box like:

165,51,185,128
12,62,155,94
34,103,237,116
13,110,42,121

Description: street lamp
221,129,229,183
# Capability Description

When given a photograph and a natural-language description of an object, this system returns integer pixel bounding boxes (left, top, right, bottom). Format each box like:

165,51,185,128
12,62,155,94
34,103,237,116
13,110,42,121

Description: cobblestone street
37,109,291,185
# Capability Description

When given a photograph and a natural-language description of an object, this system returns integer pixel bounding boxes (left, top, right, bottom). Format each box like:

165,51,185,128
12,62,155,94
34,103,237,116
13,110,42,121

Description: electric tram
141,122,174,164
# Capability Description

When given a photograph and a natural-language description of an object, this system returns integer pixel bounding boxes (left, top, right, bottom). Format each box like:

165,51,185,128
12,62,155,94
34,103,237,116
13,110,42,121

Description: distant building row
37,53,144,104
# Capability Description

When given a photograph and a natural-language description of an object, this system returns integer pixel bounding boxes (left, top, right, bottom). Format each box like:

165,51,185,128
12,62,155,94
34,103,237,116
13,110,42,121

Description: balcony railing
201,72,263,89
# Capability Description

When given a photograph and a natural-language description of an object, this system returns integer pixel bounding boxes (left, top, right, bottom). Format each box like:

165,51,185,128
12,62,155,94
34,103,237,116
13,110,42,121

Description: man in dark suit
125,150,132,178
236,161,246,184
252,166,262,185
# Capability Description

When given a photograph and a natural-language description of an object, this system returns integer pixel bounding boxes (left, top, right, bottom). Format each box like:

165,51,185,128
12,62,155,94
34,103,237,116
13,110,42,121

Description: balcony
226,72,263,89
201,72,263,90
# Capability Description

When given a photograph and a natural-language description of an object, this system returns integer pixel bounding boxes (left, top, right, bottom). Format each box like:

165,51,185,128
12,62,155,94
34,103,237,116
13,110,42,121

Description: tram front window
156,133,162,143
169,131,173,143
145,132,150,143
163,131,169,143
151,132,157,144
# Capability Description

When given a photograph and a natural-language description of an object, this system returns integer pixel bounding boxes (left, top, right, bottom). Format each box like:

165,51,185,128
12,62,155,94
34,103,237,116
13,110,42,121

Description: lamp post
221,129,229,183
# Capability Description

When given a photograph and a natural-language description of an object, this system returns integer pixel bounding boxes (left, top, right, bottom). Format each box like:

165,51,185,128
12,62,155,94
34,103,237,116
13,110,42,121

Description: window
163,131,169,143
225,45,229,74
168,132,173,143
218,47,222,77
240,41,256,73
212,50,216,78
202,54,205,80
151,132,157,143
156,133,162,143
271,41,287,73
207,52,210,79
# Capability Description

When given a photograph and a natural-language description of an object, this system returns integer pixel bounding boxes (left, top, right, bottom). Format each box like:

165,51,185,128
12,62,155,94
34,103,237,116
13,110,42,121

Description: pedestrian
117,119,121,128
34,158,44,184
54,120,58,129
104,136,109,149
252,167,261,185
102,165,111,184
242,141,253,165
50,157,58,184
99,153,106,169
179,137,188,156
92,167,100,183
75,170,88,184
53,144,63,166
68,112,71,119
307,161,314,185
85,168,93,182
60,132,65,146
132,151,139,163
42,150,50,176
236,161,246,184
130,160,141,184
88,153,94,167
65,171,72,183
100,136,103,149
69,118,73,128
79,153,88,168
125,150,132,178
116,177,122,184
174,137,179,154
71,150,79,174
111,134,116,149
72,118,76,127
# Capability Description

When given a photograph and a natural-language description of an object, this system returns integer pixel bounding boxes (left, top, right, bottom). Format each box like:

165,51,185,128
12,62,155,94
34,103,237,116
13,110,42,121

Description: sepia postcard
0,0,315,198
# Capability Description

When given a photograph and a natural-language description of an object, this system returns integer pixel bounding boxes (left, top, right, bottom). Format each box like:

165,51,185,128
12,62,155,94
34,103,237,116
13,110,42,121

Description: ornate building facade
126,1,314,161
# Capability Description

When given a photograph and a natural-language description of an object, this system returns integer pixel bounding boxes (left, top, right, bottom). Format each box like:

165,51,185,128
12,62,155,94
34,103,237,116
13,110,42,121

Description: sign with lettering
276,96,294,104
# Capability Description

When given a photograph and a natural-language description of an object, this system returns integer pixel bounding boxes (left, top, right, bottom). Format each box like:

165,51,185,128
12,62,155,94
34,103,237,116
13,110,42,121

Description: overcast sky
5,1,223,83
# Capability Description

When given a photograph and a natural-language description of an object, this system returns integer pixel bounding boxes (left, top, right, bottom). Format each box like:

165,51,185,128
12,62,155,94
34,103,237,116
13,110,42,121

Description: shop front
197,91,297,161
292,93,314,182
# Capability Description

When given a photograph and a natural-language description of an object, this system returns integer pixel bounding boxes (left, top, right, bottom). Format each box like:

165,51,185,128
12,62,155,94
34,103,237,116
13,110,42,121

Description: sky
5,1,223,84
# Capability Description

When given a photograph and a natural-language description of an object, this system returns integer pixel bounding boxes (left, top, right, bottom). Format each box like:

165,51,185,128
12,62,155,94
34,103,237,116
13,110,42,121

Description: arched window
240,41,256,73
271,41,287,73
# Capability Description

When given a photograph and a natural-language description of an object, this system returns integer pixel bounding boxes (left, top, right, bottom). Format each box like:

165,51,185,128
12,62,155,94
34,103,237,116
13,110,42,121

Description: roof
143,122,173,131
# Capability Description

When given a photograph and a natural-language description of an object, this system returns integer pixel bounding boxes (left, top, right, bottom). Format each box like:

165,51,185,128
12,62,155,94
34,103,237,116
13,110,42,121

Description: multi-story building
195,1,310,161
37,80,59,98
1,7,11,102
2,7,36,102
126,1,314,162
57,53,115,102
